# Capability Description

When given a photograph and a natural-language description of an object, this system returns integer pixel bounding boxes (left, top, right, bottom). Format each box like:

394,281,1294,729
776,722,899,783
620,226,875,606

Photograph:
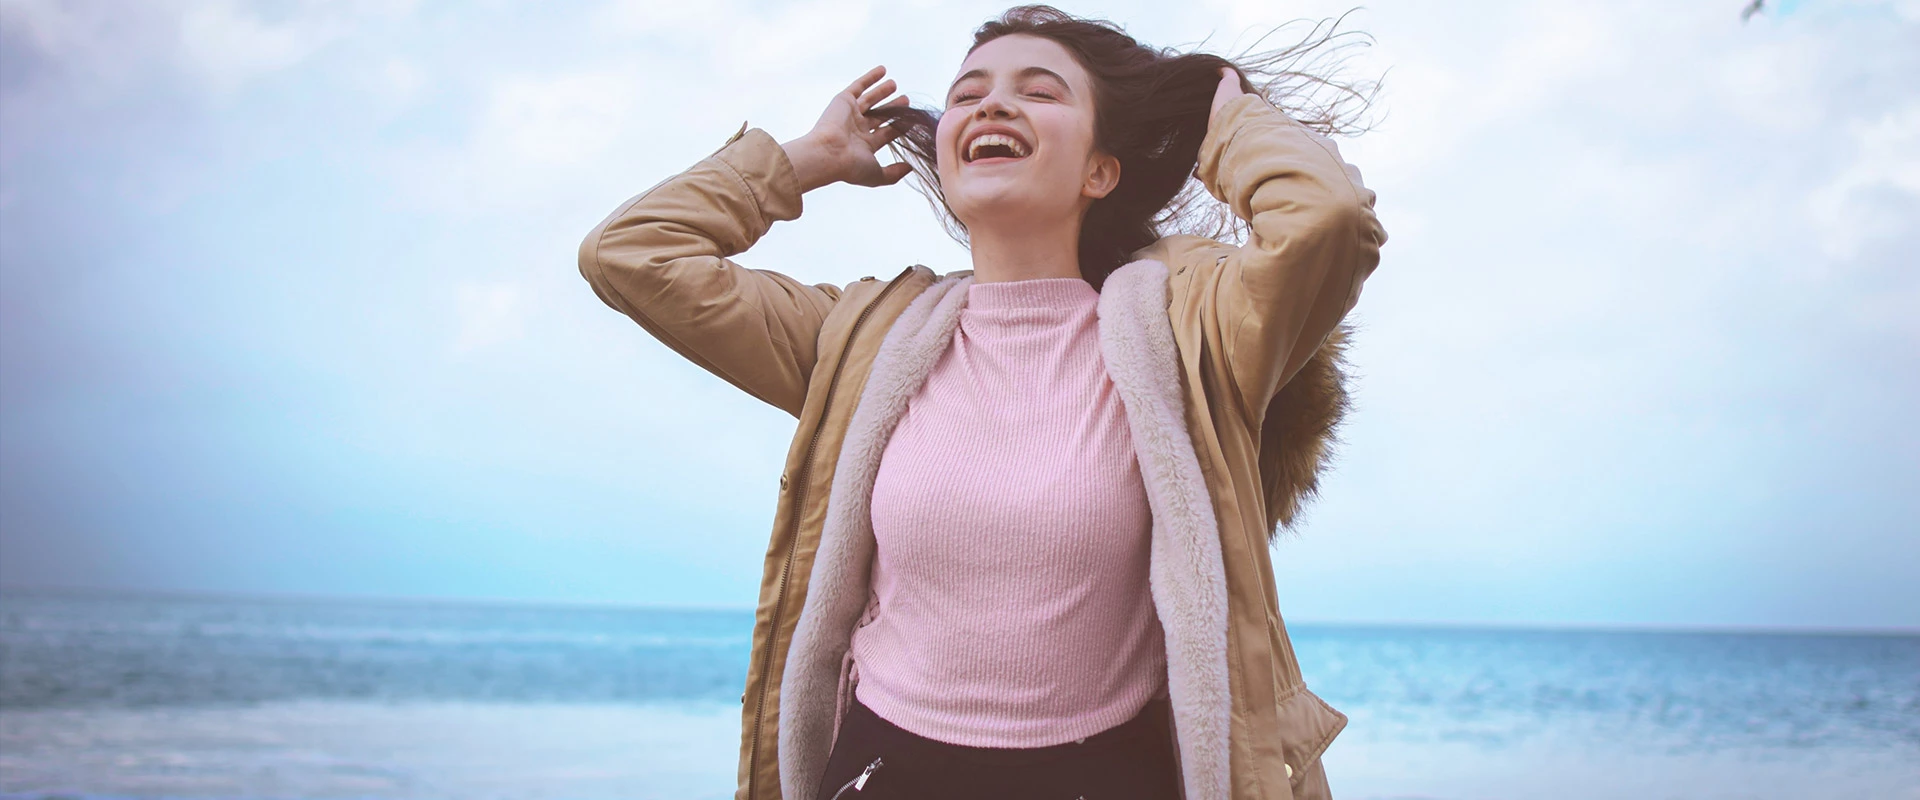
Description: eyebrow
947,66,1075,98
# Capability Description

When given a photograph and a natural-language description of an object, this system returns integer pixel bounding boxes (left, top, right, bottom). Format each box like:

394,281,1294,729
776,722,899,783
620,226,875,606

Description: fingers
863,94,910,128
857,95,911,139
847,159,912,188
1210,65,1248,123
876,107,909,139
863,120,901,148
858,79,900,115
861,106,914,145
845,64,887,99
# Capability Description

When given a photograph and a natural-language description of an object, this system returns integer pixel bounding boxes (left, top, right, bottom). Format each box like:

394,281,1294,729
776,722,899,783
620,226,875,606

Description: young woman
578,6,1386,800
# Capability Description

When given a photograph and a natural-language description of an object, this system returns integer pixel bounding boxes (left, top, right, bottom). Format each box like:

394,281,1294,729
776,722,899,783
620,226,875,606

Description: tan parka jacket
578,92,1386,800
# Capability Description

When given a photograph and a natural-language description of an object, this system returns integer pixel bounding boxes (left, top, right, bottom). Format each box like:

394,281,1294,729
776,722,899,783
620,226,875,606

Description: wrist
780,135,838,193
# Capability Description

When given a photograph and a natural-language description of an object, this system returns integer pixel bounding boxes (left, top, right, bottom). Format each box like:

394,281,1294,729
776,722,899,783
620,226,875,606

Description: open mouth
963,132,1032,165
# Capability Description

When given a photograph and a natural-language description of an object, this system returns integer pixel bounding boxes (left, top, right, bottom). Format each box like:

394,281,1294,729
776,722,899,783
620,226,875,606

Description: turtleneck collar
964,276,1098,312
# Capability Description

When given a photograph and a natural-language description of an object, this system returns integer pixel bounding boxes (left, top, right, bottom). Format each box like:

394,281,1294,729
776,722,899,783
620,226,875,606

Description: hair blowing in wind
864,4,1381,289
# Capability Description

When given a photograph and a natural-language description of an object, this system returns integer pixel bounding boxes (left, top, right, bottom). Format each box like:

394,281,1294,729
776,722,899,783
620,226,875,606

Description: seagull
1741,0,1764,22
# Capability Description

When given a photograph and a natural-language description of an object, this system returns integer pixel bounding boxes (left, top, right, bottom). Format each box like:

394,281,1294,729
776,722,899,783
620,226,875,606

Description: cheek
1033,112,1090,164
935,112,963,170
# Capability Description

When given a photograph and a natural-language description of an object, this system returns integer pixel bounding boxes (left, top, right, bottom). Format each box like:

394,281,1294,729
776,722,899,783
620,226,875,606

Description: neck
966,211,1085,284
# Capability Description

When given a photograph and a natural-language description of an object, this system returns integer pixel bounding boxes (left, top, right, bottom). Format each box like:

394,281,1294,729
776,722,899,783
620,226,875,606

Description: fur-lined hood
1264,319,1353,537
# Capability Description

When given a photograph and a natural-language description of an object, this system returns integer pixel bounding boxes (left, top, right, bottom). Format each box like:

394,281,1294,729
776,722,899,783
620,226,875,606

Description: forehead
952,34,1087,91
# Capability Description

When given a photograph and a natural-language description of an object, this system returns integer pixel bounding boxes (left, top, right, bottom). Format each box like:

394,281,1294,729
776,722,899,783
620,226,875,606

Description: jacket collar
777,258,1232,800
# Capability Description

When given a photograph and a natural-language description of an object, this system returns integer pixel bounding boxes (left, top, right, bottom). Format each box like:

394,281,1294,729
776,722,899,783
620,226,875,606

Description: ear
1082,150,1122,200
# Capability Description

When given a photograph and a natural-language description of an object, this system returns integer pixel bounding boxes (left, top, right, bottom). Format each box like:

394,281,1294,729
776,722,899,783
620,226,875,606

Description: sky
1,0,1914,630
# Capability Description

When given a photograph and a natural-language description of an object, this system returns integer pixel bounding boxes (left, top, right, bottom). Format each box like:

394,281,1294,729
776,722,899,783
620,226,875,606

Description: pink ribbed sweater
848,275,1166,748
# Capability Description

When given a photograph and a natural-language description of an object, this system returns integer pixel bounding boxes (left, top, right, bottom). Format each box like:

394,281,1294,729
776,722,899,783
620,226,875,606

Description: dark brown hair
869,5,1380,539
866,4,1379,289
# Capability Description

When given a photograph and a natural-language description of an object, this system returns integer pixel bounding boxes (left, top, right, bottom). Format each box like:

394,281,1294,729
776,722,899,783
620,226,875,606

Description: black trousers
813,696,1183,800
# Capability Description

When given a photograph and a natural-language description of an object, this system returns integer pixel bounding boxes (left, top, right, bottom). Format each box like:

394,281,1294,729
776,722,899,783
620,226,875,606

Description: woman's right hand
782,65,913,192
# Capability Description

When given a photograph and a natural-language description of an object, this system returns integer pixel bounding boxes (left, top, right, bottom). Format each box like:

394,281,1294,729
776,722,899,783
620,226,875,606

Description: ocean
1,590,1914,800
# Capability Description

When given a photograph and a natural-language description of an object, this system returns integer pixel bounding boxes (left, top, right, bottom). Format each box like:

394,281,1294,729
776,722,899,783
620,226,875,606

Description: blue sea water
1,590,1915,799
0,591,751,709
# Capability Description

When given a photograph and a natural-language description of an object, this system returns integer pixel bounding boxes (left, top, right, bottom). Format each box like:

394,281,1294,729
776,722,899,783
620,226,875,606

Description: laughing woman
578,5,1386,800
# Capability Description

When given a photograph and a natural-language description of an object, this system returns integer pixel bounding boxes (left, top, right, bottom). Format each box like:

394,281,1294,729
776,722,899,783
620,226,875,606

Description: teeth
967,132,1030,162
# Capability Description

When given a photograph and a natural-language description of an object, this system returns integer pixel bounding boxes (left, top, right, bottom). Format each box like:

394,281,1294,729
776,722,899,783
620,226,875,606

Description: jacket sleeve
1193,93,1387,419
578,125,843,418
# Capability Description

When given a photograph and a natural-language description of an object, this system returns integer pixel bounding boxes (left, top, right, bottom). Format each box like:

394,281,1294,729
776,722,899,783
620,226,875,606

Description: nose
974,88,1017,120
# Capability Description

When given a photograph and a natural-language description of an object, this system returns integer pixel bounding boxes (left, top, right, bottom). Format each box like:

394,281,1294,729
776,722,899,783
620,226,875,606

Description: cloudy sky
2,0,1914,629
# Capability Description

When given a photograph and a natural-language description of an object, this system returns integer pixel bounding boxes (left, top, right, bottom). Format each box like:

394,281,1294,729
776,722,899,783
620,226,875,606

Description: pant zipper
827,756,884,800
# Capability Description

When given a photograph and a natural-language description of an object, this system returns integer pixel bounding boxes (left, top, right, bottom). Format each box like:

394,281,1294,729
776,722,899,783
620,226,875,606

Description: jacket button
1286,763,1294,778
779,475,789,491
710,121,750,156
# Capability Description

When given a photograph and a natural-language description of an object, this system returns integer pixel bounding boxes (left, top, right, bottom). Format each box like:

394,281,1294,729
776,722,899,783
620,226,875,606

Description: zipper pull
855,756,883,790
830,755,886,799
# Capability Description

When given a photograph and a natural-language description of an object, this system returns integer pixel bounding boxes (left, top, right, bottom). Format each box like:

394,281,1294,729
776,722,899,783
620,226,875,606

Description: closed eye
950,90,1060,103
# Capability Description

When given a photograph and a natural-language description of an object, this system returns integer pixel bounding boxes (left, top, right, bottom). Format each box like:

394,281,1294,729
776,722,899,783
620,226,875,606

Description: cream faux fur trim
1096,259,1231,800
778,272,973,800
778,259,1231,800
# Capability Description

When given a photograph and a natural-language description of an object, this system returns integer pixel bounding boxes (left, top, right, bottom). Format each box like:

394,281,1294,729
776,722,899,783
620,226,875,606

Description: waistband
845,695,1166,766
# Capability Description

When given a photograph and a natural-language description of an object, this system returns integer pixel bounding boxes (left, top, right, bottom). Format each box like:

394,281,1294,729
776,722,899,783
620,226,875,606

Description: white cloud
479,73,637,167
177,0,344,92
0,0,107,56
1807,102,1920,260
596,0,878,74
378,68,658,216
0,0,176,98
0,0,418,95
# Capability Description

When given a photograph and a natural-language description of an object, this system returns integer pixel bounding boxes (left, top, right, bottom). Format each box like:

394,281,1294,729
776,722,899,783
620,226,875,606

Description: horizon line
4,582,1913,638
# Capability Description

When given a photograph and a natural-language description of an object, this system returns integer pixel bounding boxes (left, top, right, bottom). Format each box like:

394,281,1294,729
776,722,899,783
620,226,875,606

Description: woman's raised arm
1194,70,1388,420
577,66,912,418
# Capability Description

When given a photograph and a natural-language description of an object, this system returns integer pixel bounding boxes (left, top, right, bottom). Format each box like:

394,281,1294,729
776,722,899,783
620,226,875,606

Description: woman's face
937,33,1119,233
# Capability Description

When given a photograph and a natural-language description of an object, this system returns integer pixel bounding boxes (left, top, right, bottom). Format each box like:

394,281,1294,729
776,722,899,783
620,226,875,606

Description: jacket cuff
712,126,806,229
1195,93,1287,205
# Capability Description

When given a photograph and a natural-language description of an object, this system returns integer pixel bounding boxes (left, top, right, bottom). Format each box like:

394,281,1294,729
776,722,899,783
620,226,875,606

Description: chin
953,181,1040,217
956,198,1037,228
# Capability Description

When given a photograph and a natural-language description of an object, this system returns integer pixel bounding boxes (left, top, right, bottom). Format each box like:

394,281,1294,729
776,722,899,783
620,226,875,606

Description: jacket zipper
747,265,915,799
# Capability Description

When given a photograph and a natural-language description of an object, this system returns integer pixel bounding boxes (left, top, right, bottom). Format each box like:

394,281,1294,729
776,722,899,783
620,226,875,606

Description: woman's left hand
1210,66,1249,129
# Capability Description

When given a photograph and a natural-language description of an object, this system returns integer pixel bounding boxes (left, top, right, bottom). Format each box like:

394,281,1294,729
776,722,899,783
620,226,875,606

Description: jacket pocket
1272,683,1348,799
1268,614,1347,797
